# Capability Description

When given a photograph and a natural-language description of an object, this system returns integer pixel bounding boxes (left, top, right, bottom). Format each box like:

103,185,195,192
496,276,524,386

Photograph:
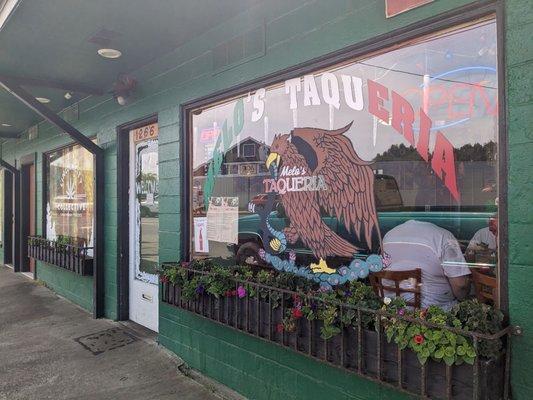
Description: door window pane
135,138,159,276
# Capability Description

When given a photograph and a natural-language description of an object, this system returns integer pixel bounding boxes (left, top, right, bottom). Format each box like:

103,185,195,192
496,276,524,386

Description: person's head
489,214,498,237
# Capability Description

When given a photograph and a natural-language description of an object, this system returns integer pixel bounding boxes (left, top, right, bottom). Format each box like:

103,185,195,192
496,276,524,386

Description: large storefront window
45,144,94,247
189,19,499,303
0,170,3,245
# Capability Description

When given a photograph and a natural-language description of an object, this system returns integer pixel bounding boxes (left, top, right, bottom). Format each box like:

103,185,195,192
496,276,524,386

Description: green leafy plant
384,301,477,366
450,299,504,359
160,260,505,366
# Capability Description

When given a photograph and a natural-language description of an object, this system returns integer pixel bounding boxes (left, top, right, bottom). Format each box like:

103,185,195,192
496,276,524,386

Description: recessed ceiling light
1,123,12,127
98,48,122,59
36,97,51,104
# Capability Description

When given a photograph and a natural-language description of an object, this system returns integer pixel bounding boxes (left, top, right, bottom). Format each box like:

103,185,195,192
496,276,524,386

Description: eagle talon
270,238,281,252
310,258,336,274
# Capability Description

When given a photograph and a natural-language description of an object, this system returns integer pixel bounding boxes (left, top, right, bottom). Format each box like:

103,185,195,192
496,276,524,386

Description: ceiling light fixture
97,48,122,59
1,123,12,127
64,92,72,100
36,97,51,104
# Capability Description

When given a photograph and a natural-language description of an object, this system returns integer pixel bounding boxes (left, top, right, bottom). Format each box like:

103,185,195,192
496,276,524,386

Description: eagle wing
292,123,382,252
281,187,359,259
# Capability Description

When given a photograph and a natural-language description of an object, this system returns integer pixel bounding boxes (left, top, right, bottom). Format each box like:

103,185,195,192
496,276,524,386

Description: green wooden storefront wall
1,0,532,398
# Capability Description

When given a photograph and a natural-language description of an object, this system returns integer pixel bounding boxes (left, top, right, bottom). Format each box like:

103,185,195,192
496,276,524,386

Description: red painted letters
367,79,460,202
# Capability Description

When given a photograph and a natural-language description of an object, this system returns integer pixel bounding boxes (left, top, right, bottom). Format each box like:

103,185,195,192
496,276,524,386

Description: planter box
28,236,93,276
161,280,507,400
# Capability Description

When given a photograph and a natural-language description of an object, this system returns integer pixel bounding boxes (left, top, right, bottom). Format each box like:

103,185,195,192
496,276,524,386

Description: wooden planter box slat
161,279,507,400
27,236,93,276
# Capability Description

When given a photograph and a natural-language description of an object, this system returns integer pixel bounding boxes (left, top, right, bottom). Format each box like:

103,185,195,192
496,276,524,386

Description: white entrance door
129,124,159,331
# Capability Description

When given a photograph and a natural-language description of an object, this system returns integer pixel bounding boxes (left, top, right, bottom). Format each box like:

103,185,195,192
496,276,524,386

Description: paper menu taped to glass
206,197,239,244
194,217,209,253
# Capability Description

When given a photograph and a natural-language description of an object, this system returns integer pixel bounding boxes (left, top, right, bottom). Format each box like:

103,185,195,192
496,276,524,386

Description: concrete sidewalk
0,266,233,400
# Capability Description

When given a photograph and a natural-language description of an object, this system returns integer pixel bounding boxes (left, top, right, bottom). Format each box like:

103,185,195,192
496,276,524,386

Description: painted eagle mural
265,122,382,266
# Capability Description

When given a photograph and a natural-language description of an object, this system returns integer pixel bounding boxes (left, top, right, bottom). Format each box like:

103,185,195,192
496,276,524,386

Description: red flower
413,334,425,345
231,290,237,296
276,323,284,333
160,275,169,283
292,308,303,319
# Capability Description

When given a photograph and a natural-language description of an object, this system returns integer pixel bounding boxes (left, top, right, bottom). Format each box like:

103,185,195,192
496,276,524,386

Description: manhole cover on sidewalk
75,327,138,355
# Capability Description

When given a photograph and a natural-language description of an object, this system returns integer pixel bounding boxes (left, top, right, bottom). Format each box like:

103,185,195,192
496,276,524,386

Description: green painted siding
505,0,533,399
159,303,411,400
37,261,93,311
1,0,532,398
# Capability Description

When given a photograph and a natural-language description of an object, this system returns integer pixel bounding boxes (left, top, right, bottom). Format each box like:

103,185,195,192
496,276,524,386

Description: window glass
45,144,94,247
135,137,159,275
190,20,498,289
0,170,3,244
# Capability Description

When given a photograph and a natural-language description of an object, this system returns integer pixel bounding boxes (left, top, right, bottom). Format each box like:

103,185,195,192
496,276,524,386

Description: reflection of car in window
232,174,494,266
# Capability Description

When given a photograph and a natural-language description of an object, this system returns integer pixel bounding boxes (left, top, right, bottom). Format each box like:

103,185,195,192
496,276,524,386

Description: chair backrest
471,269,498,305
369,269,422,309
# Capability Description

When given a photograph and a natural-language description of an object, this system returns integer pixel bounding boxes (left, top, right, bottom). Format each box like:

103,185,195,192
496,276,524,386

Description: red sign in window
385,0,433,18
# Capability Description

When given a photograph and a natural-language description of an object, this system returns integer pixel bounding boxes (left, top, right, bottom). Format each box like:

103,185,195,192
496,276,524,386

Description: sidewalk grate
75,327,138,355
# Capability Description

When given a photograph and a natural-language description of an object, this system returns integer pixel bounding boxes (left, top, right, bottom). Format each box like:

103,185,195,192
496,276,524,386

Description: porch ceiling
0,0,260,139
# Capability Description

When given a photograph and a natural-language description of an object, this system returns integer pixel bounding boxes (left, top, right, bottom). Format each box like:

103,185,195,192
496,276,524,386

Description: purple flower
289,251,296,262
397,308,405,316
195,285,205,295
237,286,246,298
344,290,352,297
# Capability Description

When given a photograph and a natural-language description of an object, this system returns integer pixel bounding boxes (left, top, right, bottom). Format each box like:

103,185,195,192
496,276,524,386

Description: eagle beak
266,152,280,170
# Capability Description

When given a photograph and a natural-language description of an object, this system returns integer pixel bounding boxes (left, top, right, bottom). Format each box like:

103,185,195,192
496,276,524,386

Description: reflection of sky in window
192,20,497,169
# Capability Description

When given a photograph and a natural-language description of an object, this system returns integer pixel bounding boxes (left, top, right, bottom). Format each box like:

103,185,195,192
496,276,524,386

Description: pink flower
292,308,303,319
289,251,296,262
276,323,284,333
381,252,392,268
237,286,246,298
397,308,405,316
414,334,425,345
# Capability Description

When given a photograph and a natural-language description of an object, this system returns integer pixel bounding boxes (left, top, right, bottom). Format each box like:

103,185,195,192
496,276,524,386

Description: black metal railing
27,236,93,276
161,266,515,400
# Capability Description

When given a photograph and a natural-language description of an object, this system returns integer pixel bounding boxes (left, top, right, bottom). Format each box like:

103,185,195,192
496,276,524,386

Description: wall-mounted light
1,123,12,127
112,74,137,106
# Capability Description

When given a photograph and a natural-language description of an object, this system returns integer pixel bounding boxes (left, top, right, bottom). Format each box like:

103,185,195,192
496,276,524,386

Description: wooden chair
369,269,422,309
471,269,498,305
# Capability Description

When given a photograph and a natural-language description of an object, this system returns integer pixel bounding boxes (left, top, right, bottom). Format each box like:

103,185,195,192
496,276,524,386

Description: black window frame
181,1,507,312
42,137,97,247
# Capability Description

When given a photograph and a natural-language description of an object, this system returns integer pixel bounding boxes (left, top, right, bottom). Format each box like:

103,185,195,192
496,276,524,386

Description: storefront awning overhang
0,0,261,318
0,0,261,140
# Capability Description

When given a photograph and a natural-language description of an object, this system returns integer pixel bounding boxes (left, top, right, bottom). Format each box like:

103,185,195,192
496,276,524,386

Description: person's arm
442,234,471,300
448,275,471,300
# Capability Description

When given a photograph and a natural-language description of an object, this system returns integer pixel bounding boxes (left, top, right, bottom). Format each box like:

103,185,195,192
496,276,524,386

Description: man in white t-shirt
382,220,471,310
467,216,498,251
